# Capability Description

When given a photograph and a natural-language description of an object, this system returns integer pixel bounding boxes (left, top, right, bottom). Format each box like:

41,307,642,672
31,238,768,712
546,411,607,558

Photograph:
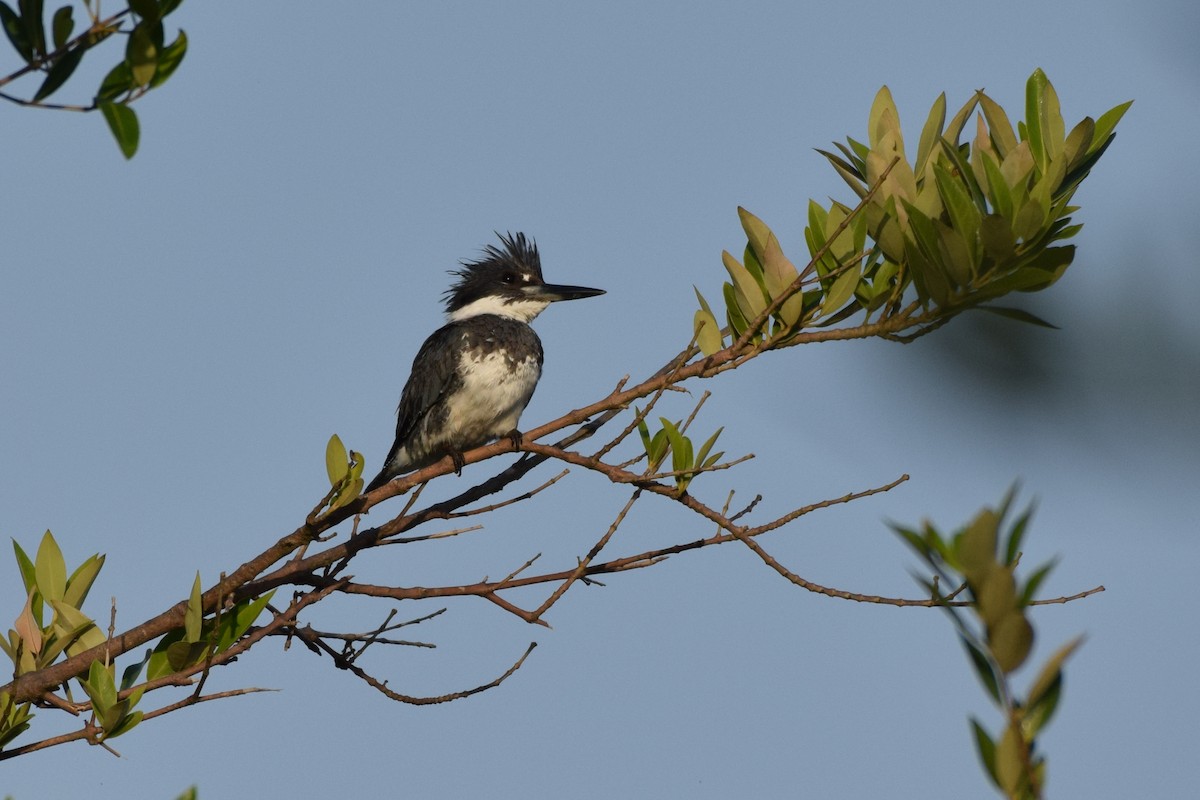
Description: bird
365,232,605,492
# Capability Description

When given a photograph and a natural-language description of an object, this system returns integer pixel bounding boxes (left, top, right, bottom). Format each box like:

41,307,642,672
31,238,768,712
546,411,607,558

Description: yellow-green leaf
184,572,203,643
325,434,349,485
34,531,66,604
693,308,723,356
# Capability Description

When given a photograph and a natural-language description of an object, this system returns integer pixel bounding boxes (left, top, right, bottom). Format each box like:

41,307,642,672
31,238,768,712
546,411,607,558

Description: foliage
694,69,1131,353
0,530,272,754
893,490,1083,800
0,0,189,157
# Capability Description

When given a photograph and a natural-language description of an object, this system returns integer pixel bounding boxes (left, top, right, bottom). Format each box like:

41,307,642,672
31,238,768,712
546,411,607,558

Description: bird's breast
445,349,541,440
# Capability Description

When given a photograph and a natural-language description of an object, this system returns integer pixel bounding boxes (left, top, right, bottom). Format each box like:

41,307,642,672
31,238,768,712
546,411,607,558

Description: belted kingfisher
366,232,604,492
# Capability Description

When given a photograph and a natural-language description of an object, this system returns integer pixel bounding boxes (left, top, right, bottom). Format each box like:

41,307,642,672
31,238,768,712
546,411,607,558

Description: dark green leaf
96,60,133,102
166,639,208,671
1027,635,1084,712
120,649,152,691
104,708,143,739
1004,500,1036,564
0,2,33,62
99,101,139,159
32,45,82,101
127,0,159,21
126,21,157,87
976,305,1059,329
149,27,186,88
50,4,71,49
960,634,1002,704
160,0,185,16
1019,558,1058,607
18,0,44,58
969,717,1000,788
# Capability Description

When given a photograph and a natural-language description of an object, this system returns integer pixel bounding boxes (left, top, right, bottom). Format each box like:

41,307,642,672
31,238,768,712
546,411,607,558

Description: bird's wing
376,323,464,475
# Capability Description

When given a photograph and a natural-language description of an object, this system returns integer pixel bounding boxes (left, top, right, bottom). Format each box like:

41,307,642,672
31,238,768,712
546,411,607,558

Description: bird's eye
501,273,518,285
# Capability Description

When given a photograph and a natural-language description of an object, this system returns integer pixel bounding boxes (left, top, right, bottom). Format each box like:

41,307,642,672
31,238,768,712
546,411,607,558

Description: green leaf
18,0,44,57
1025,69,1048,172
48,599,105,656
326,434,349,485
104,708,144,739
960,634,1002,705
145,629,185,680
99,101,139,159
635,408,651,454
659,418,692,478
694,427,724,469
1090,100,1133,154
819,261,861,317
739,207,805,326
127,0,160,20
184,572,203,643
978,91,1018,157
32,45,83,102
126,21,157,87
977,566,1017,628
83,660,117,714
969,717,1000,789
868,85,903,152
166,639,208,671
995,723,1025,796
12,539,39,624
1027,635,1084,717
954,509,998,580
1019,559,1058,607
121,649,152,691
1004,500,1034,564
976,305,1059,329
914,92,946,173
213,591,275,652
989,610,1034,673
693,307,723,356
50,4,71,49
149,28,186,88
96,60,133,102
722,250,767,322
63,552,105,609
722,281,750,338
34,530,67,604
0,2,33,62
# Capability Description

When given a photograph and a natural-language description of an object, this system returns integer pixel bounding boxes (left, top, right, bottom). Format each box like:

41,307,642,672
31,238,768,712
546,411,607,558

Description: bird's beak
524,283,606,303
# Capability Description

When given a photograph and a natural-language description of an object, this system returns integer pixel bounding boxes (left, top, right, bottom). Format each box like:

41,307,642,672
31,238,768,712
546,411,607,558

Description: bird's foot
505,428,524,450
449,450,466,475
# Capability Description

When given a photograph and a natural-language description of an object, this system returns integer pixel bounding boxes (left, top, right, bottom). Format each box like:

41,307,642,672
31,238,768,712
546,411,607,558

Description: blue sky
2,2,1197,797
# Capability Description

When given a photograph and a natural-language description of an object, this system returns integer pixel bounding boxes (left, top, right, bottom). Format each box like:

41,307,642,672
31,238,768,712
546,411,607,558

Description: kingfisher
366,232,605,492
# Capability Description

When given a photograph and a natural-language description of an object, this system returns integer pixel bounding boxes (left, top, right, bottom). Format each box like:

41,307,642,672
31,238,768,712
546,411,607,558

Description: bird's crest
443,232,543,314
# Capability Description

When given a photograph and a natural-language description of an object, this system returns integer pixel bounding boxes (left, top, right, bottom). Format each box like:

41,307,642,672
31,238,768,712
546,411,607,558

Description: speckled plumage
366,233,603,491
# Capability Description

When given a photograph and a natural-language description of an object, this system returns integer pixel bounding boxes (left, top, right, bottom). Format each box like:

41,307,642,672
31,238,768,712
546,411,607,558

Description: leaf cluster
0,0,189,157
635,411,724,494
694,69,1131,353
893,491,1082,799
0,532,272,754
